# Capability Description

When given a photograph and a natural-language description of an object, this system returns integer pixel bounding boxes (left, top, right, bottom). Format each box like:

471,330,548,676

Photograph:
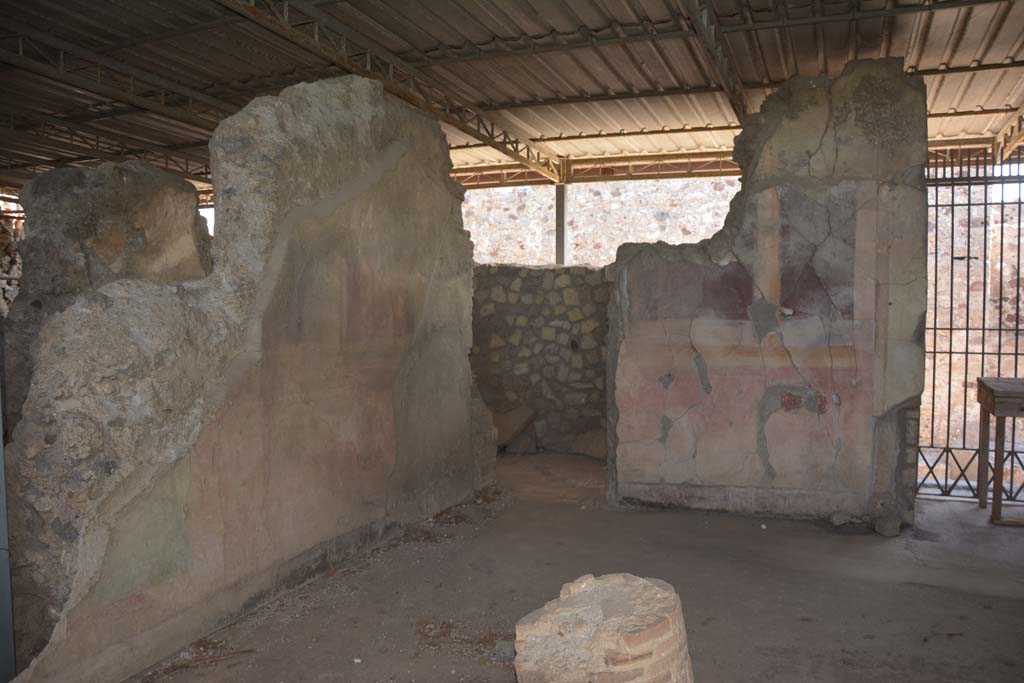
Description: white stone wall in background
463,185,555,265
566,178,739,266
463,178,739,267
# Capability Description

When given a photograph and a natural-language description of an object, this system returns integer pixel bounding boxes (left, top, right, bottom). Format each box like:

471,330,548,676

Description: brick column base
515,573,694,683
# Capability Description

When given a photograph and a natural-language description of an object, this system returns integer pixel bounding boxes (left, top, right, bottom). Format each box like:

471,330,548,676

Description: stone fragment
515,574,692,683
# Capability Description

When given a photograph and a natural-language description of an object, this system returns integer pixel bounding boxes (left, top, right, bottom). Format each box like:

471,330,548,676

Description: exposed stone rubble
4,161,212,435
607,59,926,535
471,264,608,458
0,216,22,318
7,76,487,682
515,573,693,683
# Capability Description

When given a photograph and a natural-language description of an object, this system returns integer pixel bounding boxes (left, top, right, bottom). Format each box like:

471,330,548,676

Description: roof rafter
678,0,753,120
211,0,562,182
992,104,1024,161
0,43,218,134
5,21,238,116
403,21,694,67
0,128,210,184
0,104,209,164
719,0,1007,33
480,60,1024,111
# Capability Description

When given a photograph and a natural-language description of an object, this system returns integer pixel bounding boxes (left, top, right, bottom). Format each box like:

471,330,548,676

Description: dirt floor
130,454,1024,683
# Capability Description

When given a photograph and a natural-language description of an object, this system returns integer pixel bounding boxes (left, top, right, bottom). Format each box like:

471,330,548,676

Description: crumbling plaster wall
471,265,608,457
7,76,488,682
608,60,926,535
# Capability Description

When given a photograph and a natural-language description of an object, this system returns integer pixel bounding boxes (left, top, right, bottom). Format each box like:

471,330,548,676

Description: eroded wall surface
608,60,926,534
7,76,485,682
471,265,608,457
4,161,212,435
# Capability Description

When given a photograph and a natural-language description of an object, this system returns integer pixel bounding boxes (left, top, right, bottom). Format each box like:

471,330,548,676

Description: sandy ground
129,453,1024,683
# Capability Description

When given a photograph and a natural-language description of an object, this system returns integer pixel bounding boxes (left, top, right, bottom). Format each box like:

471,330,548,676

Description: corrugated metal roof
0,0,1021,192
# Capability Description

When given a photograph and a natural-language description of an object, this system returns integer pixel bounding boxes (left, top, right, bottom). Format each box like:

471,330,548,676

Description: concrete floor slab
132,454,1024,683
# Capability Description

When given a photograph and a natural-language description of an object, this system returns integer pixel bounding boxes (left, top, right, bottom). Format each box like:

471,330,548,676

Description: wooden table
977,377,1024,526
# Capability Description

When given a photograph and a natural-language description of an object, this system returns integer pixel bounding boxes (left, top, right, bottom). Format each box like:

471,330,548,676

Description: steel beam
913,59,1024,77
0,128,211,183
992,105,1024,161
719,0,1007,33
0,104,210,165
0,47,217,134
679,0,753,120
480,83,723,111
450,107,1015,150
5,22,238,116
212,0,561,182
555,184,566,265
405,23,694,67
480,59,1024,111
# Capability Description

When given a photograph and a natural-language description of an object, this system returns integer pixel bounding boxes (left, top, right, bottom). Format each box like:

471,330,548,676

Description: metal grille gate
917,148,1024,501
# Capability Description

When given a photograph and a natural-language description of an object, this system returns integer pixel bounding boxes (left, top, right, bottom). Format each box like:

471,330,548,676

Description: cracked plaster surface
606,60,927,533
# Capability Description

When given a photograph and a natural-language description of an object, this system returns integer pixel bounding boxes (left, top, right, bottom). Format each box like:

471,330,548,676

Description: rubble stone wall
4,161,212,435
8,76,489,682
608,60,927,535
471,265,609,458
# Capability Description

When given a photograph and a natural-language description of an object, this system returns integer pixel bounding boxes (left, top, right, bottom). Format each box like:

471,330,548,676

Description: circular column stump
514,573,694,683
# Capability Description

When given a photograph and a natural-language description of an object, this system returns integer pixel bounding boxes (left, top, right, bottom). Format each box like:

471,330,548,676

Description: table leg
979,409,990,509
991,417,1005,524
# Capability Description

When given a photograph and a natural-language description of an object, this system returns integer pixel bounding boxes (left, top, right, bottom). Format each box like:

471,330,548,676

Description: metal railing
917,148,1024,502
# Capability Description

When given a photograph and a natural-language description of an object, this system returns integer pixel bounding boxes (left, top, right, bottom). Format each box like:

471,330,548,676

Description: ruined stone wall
8,76,488,682
608,60,927,535
4,161,212,436
471,265,609,458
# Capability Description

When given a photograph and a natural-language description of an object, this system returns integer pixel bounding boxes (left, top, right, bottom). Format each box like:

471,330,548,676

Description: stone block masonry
7,76,490,682
608,59,927,534
471,264,609,457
